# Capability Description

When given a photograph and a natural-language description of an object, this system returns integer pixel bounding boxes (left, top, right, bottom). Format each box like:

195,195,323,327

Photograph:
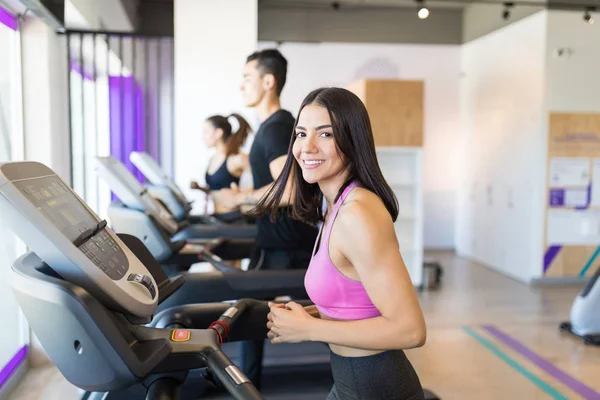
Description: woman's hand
266,301,316,344
190,181,211,194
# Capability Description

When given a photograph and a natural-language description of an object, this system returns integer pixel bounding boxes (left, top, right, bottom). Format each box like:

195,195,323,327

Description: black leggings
327,350,425,400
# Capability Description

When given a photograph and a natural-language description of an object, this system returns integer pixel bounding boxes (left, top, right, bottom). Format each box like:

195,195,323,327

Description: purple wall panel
0,5,17,31
108,76,148,182
0,346,28,391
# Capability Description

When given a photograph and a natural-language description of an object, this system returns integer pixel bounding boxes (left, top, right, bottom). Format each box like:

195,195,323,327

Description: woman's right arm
304,305,321,318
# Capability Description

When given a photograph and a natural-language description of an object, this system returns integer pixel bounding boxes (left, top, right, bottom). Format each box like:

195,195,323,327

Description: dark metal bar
93,33,99,210
170,39,175,177
144,38,149,157
66,33,73,186
157,38,162,165
59,29,172,38
119,36,124,163
80,33,86,200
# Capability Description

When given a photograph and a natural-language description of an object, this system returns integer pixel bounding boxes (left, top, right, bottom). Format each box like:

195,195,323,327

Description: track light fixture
502,2,514,20
583,6,595,24
416,0,429,19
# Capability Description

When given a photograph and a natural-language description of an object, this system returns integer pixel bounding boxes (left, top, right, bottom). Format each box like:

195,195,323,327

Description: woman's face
202,121,222,148
292,103,346,185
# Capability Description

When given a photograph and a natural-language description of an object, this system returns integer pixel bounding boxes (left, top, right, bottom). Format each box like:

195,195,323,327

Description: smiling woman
254,87,427,400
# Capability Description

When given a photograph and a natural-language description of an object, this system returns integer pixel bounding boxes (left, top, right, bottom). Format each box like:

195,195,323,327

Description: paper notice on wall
547,209,600,245
549,188,588,207
549,157,590,187
565,188,589,207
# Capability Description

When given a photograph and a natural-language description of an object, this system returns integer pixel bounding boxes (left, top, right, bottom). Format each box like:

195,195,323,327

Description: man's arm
237,155,293,206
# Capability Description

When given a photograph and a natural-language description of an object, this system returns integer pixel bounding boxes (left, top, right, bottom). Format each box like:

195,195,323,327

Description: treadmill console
0,162,158,318
95,157,179,235
14,176,130,281
77,228,129,280
130,151,187,201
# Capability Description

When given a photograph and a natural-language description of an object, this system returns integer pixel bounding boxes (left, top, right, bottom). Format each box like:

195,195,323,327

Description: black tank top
205,159,240,191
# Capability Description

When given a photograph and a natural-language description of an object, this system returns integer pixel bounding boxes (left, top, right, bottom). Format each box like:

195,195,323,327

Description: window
0,5,28,391
68,34,174,218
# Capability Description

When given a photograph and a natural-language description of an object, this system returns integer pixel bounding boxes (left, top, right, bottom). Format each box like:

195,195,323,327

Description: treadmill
130,151,250,225
0,161,270,399
0,161,441,400
94,156,254,266
95,156,256,242
560,267,600,346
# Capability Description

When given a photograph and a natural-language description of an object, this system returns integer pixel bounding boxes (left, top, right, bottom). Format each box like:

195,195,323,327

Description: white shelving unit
376,147,424,288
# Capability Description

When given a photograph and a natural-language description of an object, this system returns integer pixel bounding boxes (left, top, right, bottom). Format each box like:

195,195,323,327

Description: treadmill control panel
0,161,159,317
78,228,129,281
13,175,130,281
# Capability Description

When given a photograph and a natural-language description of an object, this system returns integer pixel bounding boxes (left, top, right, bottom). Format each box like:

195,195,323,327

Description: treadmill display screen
15,176,130,280
15,176,97,242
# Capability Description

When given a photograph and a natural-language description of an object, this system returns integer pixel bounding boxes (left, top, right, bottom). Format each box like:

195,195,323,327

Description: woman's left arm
316,198,426,349
270,196,426,350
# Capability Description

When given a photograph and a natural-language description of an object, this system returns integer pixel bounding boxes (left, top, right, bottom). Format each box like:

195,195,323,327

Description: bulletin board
543,113,600,278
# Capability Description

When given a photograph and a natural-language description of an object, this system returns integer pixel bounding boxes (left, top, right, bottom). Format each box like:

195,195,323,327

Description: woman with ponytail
190,113,252,214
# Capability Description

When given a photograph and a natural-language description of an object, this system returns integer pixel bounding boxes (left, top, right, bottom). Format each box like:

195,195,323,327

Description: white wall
545,10,600,113
17,14,72,368
21,17,70,182
258,41,461,249
456,12,547,283
174,0,258,212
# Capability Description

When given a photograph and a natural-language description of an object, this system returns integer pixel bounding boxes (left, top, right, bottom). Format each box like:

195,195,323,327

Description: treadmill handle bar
203,349,264,400
208,299,249,345
205,299,264,400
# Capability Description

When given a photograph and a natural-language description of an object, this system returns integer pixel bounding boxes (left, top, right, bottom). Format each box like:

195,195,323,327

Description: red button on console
171,329,191,342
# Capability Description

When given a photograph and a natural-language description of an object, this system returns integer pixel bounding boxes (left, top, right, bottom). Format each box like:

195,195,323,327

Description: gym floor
8,251,600,400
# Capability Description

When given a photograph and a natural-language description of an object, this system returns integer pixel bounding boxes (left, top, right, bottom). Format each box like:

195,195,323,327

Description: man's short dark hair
247,49,288,96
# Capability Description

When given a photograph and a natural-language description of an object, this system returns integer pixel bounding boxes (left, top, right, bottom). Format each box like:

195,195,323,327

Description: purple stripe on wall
544,245,561,273
0,345,28,390
108,75,163,200
109,76,146,181
0,5,18,31
482,325,600,400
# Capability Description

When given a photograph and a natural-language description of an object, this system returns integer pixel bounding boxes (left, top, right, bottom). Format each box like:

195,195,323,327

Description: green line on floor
462,326,568,400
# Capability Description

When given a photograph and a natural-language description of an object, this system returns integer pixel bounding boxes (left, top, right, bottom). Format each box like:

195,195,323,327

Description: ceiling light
502,2,514,20
415,0,429,19
584,8,595,24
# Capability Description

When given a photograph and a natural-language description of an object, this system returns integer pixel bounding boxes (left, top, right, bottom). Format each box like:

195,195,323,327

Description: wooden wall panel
543,112,600,278
347,79,424,147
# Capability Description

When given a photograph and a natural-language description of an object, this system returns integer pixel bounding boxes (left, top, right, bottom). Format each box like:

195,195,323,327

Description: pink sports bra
304,180,381,321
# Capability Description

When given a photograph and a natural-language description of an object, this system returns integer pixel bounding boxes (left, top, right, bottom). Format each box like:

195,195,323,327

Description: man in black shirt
212,49,318,388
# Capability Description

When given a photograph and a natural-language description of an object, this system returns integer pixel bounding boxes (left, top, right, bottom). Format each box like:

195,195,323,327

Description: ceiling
260,0,469,10
258,0,599,11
